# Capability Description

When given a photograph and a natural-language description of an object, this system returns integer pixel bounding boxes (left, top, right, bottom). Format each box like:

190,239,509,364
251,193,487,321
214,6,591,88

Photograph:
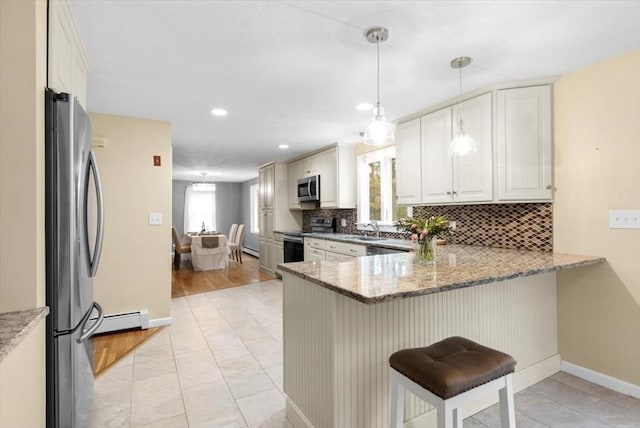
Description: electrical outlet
609,210,640,229
148,213,163,225
341,219,347,227
449,221,457,231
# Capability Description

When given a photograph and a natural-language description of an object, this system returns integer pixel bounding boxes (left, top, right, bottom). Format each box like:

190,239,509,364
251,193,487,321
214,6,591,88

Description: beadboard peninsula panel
283,271,558,428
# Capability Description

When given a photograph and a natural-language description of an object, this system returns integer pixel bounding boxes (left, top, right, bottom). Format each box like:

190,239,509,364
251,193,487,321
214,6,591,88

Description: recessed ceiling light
210,108,228,117
356,103,374,111
278,144,289,149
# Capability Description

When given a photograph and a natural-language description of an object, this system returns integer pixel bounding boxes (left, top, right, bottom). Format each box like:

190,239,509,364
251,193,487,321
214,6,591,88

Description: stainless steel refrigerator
45,89,105,428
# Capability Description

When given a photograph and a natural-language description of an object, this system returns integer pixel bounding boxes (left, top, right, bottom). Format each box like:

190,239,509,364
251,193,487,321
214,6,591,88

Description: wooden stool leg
390,370,405,428
174,251,180,269
499,374,516,428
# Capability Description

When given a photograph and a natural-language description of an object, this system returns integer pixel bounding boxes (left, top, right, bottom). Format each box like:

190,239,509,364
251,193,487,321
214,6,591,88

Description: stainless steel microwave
297,175,320,202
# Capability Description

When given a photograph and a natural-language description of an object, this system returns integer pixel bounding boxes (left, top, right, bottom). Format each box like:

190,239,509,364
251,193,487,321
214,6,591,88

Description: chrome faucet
366,220,380,238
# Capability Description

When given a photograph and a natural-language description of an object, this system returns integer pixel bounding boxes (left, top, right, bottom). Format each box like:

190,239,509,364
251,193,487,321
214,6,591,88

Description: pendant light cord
458,61,463,132
376,36,381,117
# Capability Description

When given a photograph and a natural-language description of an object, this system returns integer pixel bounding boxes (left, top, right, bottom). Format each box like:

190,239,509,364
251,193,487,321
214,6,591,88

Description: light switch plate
148,213,163,225
609,210,640,229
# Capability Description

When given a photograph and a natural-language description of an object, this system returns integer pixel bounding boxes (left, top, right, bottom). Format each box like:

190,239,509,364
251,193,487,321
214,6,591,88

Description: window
357,146,410,229
184,184,216,233
250,183,259,234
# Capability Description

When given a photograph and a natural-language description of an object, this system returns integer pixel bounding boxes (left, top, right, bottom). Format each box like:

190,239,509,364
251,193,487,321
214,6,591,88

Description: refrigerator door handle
86,150,105,277
77,302,104,343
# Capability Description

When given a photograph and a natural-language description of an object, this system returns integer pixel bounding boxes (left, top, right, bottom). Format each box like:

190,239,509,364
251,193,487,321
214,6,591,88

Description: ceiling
70,1,640,182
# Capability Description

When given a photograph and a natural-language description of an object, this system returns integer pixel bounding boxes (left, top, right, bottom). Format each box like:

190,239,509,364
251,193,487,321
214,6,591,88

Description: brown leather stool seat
389,336,517,428
389,336,516,399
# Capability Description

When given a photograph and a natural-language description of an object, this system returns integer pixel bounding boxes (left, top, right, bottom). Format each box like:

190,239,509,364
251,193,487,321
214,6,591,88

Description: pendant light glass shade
364,106,395,146
449,56,477,156
449,120,477,156
363,27,395,146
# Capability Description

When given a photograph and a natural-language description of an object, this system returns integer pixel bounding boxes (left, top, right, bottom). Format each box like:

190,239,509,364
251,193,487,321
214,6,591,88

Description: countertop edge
279,255,605,305
0,306,49,363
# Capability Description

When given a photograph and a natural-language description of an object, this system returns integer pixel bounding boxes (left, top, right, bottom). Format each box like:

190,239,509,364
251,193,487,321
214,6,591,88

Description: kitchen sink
357,236,385,241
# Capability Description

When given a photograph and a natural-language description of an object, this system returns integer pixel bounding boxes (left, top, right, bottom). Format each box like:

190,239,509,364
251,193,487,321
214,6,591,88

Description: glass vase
414,235,437,266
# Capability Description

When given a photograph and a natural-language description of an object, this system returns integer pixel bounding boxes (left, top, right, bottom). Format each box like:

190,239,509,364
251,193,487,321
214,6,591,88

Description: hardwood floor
172,253,273,298
93,327,163,377
94,252,274,376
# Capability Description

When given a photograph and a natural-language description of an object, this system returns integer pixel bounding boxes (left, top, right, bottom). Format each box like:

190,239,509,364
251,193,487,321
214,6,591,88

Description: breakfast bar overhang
279,245,604,428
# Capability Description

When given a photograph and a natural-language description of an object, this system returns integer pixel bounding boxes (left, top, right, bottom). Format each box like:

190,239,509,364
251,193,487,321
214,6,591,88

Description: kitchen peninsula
279,245,603,428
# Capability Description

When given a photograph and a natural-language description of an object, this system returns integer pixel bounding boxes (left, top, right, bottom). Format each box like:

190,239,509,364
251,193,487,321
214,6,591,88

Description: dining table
185,233,230,271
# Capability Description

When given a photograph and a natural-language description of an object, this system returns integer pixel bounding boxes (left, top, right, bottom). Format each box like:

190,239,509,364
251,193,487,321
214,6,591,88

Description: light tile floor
92,279,640,428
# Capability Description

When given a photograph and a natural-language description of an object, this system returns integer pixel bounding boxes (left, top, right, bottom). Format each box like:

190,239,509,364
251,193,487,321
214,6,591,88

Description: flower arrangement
395,215,453,265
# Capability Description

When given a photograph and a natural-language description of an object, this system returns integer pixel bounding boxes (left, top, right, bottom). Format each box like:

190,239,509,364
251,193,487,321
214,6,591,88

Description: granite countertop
279,245,605,304
0,307,49,363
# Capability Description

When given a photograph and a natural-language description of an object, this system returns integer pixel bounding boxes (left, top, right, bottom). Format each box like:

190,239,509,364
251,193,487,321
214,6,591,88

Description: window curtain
184,185,216,233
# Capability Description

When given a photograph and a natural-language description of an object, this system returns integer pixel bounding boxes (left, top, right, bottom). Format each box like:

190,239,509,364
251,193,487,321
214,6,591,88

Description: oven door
283,236,304,262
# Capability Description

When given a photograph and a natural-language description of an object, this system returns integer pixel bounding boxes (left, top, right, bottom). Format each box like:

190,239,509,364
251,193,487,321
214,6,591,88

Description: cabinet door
452,93,493,202
325,252,354,262
274,243,284,275
497,86,552,200
288,159,302,209
258,210,267,240
421,108,453,203
264,164,274,209
308,248,325,262
265,211,273,242
259,239,267,270
395,118,422,205
316,148,338,208
265,241,275,274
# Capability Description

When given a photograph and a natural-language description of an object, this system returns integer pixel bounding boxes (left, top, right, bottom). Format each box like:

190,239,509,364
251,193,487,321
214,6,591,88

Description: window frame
356,146,411,233
183,184,216,233
250,183,259,234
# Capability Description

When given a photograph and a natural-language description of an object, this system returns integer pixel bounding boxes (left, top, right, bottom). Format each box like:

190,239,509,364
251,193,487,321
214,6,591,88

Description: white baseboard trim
147,317,173,328
561,360,640,399
286,397,314,428
405,354,562,428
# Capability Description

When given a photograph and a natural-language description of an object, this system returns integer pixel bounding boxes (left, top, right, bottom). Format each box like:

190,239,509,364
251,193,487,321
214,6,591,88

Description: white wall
90,113,173,322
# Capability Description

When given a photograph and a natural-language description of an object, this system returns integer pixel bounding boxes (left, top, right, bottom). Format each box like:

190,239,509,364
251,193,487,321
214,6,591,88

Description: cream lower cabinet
421,92,493,204
274,232,284,276
304,237,365,261
496,85,553,201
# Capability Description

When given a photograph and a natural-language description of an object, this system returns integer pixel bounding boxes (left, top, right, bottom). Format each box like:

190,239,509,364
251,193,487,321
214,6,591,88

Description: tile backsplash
303,203,553,252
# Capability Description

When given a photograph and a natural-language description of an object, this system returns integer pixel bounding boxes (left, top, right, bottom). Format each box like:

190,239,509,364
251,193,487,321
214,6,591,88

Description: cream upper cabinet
288,158,303,209
395,118,422,205
451,92,493,203
259,163,274,209
316,145,356,209
48,0,89,108
420,93,492,204
421,107,454,203
496,86,553,201
289,144,356,210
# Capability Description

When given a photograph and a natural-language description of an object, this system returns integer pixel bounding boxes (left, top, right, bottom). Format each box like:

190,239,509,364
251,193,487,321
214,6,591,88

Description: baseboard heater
92,309,149,334
243,247,258,257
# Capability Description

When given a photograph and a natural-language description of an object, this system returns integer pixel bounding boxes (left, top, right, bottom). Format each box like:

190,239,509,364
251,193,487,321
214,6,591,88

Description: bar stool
389,336,517,428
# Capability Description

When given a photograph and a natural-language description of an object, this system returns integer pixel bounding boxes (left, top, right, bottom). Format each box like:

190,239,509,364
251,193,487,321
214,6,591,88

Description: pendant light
193,172,215,192
448,56,477,156
363,26,395,146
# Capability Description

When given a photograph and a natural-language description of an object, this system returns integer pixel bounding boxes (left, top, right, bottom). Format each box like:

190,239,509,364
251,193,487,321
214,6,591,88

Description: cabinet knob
452,191,457,195
546,185,554,190
446,191,451,195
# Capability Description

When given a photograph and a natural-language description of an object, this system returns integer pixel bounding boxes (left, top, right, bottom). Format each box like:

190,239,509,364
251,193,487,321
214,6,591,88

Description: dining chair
229,224,246,263
172,226,191,269
228,223,238,260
